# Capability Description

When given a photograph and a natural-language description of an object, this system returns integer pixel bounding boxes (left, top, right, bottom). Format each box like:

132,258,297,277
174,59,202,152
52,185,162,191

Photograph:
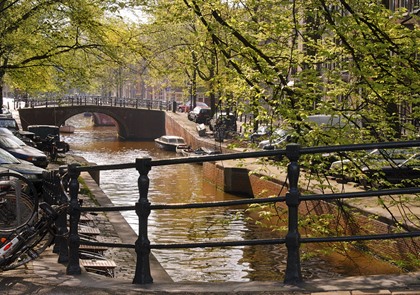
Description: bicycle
0,171,38,231
0,171,66,271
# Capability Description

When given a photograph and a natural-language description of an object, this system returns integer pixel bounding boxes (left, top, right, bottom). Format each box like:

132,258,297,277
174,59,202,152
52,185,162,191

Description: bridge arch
18,105,166,140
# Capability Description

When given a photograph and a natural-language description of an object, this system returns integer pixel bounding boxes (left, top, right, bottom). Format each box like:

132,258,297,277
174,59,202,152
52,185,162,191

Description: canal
60,113,401,282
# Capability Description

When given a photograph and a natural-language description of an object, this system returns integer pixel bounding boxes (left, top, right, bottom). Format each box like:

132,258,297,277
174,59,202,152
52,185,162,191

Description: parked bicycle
0,171,66,271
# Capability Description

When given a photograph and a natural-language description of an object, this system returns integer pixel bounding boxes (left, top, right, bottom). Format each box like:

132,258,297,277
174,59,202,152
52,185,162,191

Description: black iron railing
22,96,169,111
48,140,420,285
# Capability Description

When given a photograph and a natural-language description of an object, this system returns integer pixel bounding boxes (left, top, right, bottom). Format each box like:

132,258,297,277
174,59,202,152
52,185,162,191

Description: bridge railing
53,140,420,285
21,96,171,111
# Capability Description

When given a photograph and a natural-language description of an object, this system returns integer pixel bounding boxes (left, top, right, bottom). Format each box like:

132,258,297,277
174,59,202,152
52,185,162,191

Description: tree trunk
0,72,4,114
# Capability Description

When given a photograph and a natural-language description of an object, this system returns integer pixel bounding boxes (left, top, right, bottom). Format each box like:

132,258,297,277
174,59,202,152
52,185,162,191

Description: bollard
66,164,81,275
133,158,153,284
284,143,303,284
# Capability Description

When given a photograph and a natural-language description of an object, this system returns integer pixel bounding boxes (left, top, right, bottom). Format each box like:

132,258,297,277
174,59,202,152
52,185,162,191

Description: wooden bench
80,259,117,277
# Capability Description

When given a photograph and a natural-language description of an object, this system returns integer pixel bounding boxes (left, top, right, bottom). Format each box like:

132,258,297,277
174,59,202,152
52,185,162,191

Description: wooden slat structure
80,259,117,277
79,244,108,254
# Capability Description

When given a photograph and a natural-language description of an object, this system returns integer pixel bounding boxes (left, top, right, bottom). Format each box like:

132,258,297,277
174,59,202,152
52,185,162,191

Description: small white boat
59,125,75,133
154,135,187,152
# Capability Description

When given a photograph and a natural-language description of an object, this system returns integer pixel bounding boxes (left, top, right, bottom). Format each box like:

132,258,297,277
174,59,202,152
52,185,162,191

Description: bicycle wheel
0,191,35,231
0,172,37,232
0,226,55,271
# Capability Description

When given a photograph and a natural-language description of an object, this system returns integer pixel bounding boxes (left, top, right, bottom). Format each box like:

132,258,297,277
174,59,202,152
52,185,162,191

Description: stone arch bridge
18,105,166,140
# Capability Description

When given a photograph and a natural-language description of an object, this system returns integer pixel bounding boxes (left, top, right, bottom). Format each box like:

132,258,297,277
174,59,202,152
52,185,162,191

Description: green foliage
0,0,145,98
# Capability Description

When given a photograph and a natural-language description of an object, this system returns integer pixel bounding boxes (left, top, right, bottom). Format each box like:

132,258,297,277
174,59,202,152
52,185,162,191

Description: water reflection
62,114,399,282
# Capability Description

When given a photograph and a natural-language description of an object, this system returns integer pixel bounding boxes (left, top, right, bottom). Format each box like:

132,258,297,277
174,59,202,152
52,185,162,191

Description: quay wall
164,112,419,270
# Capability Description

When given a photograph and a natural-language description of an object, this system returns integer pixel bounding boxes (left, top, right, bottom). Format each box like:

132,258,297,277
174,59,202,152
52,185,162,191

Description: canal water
60,113,401,282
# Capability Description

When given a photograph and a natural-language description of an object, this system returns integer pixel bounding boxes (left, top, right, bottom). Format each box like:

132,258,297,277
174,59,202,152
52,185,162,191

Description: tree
0,0,143,109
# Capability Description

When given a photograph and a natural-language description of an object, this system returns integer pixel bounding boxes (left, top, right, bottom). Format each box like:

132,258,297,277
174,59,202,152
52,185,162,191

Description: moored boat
175,144,190,153
181,147,222,157
92,113,115,126
154,135,187,152
59,125,75,133
181,147,206,157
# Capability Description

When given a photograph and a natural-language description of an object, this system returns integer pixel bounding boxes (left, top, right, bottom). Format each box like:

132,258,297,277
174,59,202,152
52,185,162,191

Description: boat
200,147,222,155
92,113,115,126
154,135,187,152
181,147,222,157
175,144,190,153
181,147,206,157
59,125,75,133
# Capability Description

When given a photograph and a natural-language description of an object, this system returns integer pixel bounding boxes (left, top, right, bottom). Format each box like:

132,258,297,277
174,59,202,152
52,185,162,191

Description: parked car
188,107,212,124
0,116,35,146
27,125,70,154
361,153,420,187
329,148,416,181
0,147,46,194
1,106,13,118
250,125,275,143
178,101,208,113
0,117,19,133
209,112,237,132
258,128,292,150
0,126,37,148
0,132,49,168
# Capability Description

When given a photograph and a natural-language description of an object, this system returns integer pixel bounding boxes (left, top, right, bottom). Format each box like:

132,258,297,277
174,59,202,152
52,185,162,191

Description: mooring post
133,158,153,284
66,163,81,275
284,143,303,284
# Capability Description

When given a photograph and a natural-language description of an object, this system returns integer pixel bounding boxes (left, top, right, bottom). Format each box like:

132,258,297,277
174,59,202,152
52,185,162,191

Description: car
361,153,420,187
329,148,416,181
0,116,35,145
250,125,275,143
258,128,292,150
1,106,13,118
0,133,49,168
0,128,48,168
188,107,212,124
0,117,19,133
0,147,46,194
208,112,237,132
178,101,208,113
0,126,37,147
27,125,70,154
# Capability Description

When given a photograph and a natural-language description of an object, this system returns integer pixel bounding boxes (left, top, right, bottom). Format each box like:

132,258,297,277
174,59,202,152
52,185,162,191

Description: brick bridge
18,104,166,140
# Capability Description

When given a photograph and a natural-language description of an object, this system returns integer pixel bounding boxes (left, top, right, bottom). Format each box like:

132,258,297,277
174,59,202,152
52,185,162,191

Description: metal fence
47,140,420,285
22,96,170,111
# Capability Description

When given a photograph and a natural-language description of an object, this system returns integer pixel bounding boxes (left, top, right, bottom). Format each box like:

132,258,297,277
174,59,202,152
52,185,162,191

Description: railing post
66,164,81,275
284,143,303,284
56,166,69,263
133,158,153,284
